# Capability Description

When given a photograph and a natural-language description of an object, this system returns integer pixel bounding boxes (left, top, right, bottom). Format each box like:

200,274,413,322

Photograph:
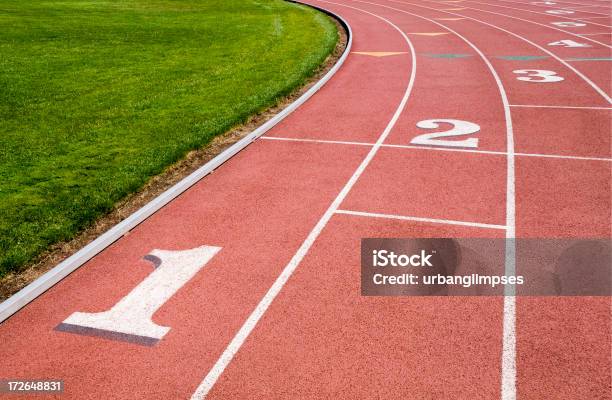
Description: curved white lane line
439,0,612,48
0,2,354,324
348,0,518,398
190,2,418,398
392,0,612,104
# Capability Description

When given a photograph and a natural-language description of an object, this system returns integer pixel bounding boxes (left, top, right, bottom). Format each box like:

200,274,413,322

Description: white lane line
189,3,417,398
433,0,612,48
262,136,612,162
348,2,518,397
579,32,612,35
510,104,612,110
335,209,508,229
391,0,612,104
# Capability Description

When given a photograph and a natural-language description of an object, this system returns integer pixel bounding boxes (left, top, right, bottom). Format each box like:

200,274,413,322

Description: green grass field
0,0,338,277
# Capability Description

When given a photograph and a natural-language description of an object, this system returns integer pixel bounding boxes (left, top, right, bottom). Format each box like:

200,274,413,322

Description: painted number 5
410,119,480,148
513,69,564,83
57,245,221,345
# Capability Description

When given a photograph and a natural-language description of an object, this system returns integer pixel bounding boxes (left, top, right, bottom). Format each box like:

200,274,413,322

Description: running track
0,0,610,398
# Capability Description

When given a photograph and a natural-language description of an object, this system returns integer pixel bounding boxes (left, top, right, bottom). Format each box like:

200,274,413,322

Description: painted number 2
513,69,564,83
410,119,480,148
57,245,221,345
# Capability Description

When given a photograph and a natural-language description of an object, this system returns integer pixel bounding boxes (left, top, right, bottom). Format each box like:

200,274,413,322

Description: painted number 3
513,69,564,83
410,119,480,148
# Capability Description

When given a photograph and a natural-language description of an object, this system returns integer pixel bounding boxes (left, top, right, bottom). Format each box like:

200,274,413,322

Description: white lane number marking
513,69,565,83
410,119,480,148
58,245,221,344
548,39,591,47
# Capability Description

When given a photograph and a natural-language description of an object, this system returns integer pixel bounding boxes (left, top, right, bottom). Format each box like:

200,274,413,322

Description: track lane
191,1,418,397
514,156,611,400
334,14,521,396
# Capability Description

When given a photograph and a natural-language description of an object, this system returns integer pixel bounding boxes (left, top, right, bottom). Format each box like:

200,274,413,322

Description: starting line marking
335,209,507,230
261,137,612,162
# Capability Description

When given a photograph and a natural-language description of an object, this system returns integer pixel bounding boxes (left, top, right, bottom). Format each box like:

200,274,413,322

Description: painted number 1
57,245,221,346
410,119,480,148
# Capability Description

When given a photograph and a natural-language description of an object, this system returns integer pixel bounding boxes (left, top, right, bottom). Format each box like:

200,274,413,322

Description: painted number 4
410,119,480,148
548,39,590,48
57,245,221,346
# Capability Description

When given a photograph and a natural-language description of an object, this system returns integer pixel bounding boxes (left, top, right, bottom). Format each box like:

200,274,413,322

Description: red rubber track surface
0,0,610,399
